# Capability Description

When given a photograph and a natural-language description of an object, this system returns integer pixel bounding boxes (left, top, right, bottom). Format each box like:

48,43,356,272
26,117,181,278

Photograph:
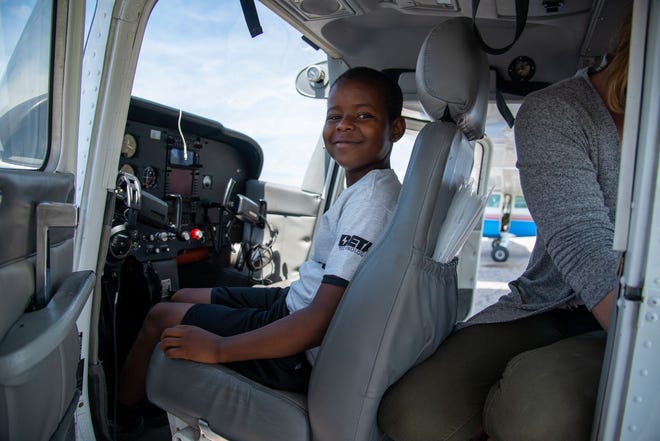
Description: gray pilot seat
146,17,488,441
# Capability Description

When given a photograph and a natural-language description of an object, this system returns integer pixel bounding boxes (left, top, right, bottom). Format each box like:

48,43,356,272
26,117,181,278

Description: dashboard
109,97,263,265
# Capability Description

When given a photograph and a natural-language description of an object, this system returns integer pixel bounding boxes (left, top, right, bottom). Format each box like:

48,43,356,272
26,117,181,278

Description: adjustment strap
472,0,528,55
240,0,263,38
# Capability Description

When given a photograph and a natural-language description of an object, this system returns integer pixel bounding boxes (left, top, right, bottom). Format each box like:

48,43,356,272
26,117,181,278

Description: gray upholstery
0,170,88,441
416,17,488,141
147,18,488,441
245,180,322,282
0,270,94,441
147,356,311,440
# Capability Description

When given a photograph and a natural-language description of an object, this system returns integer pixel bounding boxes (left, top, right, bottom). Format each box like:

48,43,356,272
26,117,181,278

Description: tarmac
468,236,536,318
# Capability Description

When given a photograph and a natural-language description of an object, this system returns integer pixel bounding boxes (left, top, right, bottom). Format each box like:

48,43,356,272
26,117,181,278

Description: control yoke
219,178,266,229
116,172,142,226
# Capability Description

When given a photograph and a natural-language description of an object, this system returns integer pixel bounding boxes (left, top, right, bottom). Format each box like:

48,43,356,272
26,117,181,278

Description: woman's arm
592,290,615,330
159,283,346,363
515,89,619,315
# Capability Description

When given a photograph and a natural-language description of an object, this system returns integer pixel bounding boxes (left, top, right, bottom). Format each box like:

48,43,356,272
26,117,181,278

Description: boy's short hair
331,67,404,123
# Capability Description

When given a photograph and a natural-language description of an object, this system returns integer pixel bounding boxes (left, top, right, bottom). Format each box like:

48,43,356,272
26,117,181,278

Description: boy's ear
390,116,406,142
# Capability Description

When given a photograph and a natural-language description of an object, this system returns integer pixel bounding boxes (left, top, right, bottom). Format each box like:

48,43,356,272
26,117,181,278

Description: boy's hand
160,325,223,364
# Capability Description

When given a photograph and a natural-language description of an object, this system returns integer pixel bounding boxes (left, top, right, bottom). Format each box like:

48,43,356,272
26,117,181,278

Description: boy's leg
171,286,284,309
180,286,311,392
171,287,213,304
118,302,193,407
483,332,606,441
377,315,565,441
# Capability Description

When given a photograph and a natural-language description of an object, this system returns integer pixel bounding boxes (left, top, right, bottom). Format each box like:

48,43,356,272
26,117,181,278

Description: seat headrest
416,17,489,140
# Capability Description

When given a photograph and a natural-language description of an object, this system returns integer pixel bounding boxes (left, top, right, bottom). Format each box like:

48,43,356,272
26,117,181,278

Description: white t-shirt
285,168,401,364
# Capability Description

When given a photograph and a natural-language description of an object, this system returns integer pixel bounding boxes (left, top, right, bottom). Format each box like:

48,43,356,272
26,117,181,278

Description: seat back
307,17,488,441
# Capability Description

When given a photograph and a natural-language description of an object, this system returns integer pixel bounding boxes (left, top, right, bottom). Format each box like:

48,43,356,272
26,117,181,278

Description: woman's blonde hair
602,12,632,114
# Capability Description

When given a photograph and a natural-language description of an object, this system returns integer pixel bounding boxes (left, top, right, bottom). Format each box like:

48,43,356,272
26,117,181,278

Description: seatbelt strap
491,68,516,128
496,87,515,128
240,0,263,38
472,0,528,55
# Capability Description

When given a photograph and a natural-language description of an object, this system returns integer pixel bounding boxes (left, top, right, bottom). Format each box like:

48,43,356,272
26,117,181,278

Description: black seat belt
491,68,516,128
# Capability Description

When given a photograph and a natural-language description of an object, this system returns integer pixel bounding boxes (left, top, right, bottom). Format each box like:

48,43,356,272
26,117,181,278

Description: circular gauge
119,163,135,176
121,133,138,158
508,56,536,82
142,166,158,189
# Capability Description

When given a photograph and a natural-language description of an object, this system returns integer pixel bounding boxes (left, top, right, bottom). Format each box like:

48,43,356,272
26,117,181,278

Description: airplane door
0,1,91,440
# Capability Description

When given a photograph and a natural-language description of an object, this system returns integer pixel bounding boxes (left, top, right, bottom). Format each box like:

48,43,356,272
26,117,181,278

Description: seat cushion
146,349,310,441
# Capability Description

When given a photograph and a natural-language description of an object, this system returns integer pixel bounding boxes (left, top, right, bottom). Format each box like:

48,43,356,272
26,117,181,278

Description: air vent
386,0,460,13
288,0,361,20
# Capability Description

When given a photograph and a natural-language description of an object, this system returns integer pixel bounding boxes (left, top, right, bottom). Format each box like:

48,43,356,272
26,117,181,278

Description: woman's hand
160,325,224,364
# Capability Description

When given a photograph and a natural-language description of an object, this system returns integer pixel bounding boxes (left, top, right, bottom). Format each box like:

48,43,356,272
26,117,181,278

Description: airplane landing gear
491,245,509,262
490,232,512,262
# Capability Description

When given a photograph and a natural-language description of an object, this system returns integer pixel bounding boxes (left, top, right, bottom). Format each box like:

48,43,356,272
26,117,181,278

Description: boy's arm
160,283,346,364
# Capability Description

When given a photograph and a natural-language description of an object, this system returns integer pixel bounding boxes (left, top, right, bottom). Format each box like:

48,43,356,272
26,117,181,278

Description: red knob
190,228,204,241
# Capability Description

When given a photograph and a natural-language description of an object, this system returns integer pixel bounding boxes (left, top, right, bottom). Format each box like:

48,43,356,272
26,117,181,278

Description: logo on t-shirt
338,234,373,256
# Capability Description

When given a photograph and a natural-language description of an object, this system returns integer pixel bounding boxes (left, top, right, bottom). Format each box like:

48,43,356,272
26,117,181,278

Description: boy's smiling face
323,78,405,186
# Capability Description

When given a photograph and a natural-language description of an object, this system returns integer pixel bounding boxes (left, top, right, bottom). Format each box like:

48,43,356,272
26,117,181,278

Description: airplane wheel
491,238,501,249
491,246,509,262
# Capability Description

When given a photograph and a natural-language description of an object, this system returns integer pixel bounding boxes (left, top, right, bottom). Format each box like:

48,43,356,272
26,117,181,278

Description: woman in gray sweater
378,14,630,441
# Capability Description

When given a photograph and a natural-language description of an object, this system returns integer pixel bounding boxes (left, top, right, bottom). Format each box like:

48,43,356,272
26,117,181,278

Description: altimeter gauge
121,133,138,158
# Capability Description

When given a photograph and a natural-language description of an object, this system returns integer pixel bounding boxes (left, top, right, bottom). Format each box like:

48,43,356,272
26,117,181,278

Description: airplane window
486,103,520,192
513,195,528,209
487,193,502,208
389,130,416,182
132,1,327,188
0,0,53,170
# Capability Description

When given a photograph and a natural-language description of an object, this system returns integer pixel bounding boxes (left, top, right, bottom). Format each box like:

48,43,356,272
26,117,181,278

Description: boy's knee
170,288,191,303
170,287,210,303
143,302,178,336
484,334,605,441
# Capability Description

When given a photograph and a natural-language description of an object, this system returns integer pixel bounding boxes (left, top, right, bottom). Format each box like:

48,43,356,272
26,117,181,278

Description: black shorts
180,286,312,392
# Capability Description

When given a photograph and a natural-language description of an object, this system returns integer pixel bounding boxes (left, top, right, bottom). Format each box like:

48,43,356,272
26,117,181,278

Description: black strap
240,0,263,38
496,88,515,128
472,0,529,55
491,68,516,127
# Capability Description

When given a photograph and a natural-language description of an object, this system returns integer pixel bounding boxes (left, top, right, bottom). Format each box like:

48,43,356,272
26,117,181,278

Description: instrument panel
110,97,263,264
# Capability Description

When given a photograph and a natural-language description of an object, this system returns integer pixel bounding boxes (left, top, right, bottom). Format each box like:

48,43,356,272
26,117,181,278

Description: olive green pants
378,311,606,441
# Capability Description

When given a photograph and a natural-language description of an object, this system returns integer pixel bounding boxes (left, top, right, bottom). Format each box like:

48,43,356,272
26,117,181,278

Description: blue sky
132,1,330,187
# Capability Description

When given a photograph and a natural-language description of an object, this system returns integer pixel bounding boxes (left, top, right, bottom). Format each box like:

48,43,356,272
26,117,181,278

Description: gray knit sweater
463,69,620,327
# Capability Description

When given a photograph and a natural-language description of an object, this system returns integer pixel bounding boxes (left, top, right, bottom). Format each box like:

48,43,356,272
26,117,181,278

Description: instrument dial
121,133,138,158
142,166,158,189
119,163,135,176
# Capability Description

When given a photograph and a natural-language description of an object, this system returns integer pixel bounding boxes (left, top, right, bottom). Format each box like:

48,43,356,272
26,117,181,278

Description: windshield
133,1,329,187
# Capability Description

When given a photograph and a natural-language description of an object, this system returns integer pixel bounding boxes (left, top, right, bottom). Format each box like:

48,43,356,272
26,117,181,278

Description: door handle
35,202,78,309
